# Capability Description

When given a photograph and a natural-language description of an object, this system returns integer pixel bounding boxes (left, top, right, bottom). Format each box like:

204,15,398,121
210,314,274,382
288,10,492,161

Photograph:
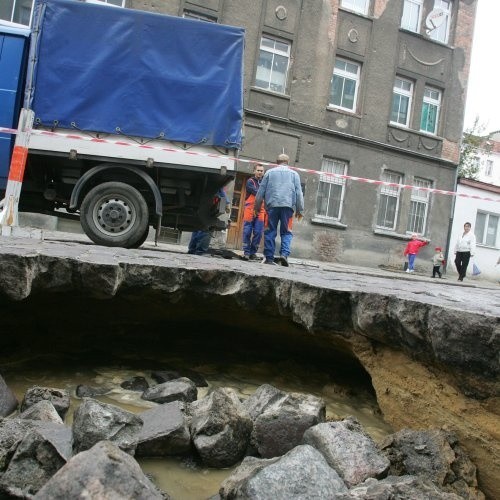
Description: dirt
354,343,500,500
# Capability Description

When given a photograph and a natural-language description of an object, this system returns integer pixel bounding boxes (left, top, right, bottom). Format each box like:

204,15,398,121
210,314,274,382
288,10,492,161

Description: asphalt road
0,227,498,319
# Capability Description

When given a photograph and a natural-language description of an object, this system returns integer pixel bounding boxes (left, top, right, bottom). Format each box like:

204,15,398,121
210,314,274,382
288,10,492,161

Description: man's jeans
263,206,294,261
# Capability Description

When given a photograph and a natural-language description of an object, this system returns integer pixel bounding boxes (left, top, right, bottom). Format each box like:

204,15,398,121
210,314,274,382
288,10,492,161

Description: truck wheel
80,182,149,248
130,227,150,249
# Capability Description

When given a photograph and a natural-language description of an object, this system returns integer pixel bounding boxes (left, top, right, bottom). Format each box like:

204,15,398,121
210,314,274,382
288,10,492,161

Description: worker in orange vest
241,164,266,260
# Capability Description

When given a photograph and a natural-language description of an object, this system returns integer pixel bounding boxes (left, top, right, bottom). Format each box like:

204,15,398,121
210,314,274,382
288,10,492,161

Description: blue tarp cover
30,0,244,148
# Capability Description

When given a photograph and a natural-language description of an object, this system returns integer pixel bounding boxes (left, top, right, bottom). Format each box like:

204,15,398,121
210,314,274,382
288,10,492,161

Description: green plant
458,118,493,180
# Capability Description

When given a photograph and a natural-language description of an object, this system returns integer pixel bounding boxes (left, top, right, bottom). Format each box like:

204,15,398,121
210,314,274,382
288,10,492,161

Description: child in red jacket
403,234,429,273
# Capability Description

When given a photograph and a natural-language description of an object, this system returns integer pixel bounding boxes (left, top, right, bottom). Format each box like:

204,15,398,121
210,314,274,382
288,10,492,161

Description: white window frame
315,158,348,221
390,77,413,127
255,36,291,94
420,86,441,135
407,178,431,234
340,0,370,15
428,0,452,44
401,0,423,33
329,58,361,112
1,0,126,27
1,0,34,26
475,211,499,248
376,171,402,230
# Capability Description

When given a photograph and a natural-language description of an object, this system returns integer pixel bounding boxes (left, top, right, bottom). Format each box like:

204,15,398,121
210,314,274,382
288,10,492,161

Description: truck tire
80,182,149,248
130,227,150,249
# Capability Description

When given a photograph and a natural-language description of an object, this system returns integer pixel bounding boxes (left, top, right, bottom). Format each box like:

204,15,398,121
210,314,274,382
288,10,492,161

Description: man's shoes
405,269,410,273
264,259,277,265
241,255,249,261
248,254,259,261
279,255,289,267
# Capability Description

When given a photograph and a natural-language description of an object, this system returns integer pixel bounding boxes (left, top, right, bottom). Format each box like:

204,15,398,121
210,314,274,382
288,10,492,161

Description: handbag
472,262,481,276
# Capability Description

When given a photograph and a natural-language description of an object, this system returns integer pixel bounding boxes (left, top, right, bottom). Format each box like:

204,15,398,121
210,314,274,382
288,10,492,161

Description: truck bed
28,0,244,149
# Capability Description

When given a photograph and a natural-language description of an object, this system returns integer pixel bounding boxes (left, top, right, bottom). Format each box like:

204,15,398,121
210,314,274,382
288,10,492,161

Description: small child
431,247,444,278
403,233,429,273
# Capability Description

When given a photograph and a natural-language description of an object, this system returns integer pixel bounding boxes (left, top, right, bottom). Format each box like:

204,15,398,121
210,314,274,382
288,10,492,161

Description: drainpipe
444,167,460,275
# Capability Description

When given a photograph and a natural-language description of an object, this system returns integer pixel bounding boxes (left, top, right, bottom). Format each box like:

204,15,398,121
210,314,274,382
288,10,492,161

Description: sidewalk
6,214,499,290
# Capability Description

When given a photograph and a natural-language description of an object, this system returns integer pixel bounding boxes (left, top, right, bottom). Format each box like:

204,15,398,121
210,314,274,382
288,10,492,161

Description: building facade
3,0,478,269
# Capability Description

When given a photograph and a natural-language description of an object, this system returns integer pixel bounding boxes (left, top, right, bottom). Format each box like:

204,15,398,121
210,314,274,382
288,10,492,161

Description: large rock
242,383,287,420
0,374,18,417
252,391,325,458
134,401,191,457
19,400,63,424
0,423,72,497
220,444,348,499
381,429,484,499
152,368,208,388
21,386,70,420
33,440,165,499
190,387,252,468
303,417,390,487
142,377,197,404
0,418,70,471
72,398,143,455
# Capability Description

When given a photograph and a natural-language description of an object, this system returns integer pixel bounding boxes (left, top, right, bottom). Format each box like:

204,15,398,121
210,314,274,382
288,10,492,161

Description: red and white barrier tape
1,126,499,202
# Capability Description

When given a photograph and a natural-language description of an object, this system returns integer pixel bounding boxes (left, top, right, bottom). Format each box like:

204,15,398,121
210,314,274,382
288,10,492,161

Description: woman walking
454,222,476,281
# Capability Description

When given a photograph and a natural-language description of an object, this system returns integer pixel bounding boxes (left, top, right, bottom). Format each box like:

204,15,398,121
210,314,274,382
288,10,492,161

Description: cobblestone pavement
0,227,498,318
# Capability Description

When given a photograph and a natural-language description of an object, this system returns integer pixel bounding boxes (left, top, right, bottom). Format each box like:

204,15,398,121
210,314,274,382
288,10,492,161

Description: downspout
444,165,460,275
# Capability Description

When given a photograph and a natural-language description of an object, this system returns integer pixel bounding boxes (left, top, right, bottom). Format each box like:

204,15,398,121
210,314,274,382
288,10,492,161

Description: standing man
241,163,265,261
188,187,230,255
254,153,304,266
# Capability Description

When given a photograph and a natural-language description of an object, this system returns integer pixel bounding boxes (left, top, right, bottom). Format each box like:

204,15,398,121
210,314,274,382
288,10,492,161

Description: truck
0,0,244,248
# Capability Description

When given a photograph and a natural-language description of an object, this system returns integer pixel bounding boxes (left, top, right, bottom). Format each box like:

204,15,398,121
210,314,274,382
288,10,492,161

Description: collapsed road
0,232,498,498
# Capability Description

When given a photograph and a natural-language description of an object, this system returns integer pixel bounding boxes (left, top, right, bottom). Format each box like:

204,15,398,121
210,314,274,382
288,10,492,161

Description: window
407,178,431,234
376,171,402,230
391,77,413,127
255,36,291,94
315,158,347,220
420,87,441,135
401,0,423,32
485,160,493,177
330,58,361,112
0,0,33,26
475,212,499,247
428,0,452,44
183,10,217,22
340,0,369,15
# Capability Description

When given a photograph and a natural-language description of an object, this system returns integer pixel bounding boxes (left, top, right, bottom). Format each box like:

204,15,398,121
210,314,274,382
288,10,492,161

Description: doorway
226,173,248,249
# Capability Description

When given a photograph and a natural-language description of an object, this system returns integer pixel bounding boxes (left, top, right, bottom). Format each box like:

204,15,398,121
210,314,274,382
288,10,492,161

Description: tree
458,117,492,179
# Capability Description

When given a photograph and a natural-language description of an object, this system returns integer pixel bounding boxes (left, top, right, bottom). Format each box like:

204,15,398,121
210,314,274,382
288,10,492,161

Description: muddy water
2,355,392,500
1,315,393,499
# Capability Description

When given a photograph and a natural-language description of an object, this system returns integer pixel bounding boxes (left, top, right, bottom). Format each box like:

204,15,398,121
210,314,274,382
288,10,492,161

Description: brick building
3,0,478,269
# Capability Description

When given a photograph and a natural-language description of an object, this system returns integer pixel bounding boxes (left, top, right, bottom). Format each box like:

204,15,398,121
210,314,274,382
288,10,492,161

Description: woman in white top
454,222,476,281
